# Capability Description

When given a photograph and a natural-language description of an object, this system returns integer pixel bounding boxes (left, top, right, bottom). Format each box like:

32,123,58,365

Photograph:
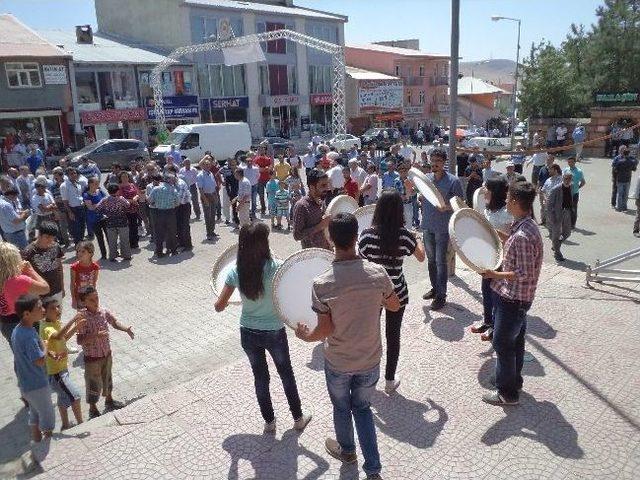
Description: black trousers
153,208,177,255
571,193,579,228
176,203,193,249
385,306,406,381
611,176,617,207
126,212,139,249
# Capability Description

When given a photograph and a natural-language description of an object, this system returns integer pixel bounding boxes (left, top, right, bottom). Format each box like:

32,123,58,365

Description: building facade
345,42,450,127
94,0,347,139
457,76,509,127
345,67,403,134
0,14,73,164
40,26,197,148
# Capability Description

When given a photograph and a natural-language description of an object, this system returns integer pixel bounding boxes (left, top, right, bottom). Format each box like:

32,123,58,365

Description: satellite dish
218,18,232,40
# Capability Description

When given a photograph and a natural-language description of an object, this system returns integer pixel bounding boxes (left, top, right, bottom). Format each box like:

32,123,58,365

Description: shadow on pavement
427,302,480,342
527,316,557,340
477,356,546,391
306,343,324,372
0,408,29,465
222,430,329,480
372,391,447,449
481,393,584,459
586,283,640,303
558,258,588,272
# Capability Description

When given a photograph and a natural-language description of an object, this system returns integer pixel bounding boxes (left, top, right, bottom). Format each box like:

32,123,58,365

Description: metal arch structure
150,29,346,138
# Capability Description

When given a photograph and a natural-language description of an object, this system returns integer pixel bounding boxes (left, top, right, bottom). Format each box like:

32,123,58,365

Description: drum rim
210,243,242,305
326,194,359,217
448,207,503,273
408,167,446,208
272,248,335,329
473,186,487,212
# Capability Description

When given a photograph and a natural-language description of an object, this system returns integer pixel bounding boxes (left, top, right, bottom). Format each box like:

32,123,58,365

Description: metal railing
586,246,640,286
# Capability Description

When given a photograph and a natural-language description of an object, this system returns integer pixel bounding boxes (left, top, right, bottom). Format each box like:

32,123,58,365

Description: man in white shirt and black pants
179,159,201,220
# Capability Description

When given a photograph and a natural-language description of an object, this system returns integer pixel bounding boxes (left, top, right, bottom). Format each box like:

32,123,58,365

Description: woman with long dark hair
470,176,512,341
357,191,425,394
215,222,311,433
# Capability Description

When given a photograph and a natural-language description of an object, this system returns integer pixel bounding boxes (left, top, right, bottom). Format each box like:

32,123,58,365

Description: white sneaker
385,379,400,395
293,413,312,431
264,418,276,434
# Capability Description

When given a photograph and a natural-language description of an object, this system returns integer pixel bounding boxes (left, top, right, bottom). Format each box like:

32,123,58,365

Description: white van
153,122,251,164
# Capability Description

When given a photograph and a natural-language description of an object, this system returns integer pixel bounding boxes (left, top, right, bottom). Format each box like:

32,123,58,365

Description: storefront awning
0,110,61,120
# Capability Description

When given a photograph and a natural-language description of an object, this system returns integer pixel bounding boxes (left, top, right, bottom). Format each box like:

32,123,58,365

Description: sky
0,0,604,61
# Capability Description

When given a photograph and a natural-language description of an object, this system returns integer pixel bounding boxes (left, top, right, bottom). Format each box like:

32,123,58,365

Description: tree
520,0,640,118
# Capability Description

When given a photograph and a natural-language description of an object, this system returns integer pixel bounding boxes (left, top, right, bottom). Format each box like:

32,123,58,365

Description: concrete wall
95,0,189,51
0,57,71,111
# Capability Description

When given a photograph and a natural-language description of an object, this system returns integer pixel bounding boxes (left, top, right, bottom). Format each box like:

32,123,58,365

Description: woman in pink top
117,171,140,250
0,242,50,346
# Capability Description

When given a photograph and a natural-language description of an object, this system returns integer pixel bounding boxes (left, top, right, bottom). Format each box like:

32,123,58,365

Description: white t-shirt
556,126,567,141
350,166,367,187
31,191,54,216
238,177,252,200
327,165,344,189
243,165,260,186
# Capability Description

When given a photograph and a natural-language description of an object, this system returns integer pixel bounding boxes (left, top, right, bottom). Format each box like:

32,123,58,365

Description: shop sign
437,103,450,113
264,94,300,107
147,95,199,119
310,93,333,106
594,91,640,106
374,112,403,122
81,108,147,125
403,106,424,116
42,65,68,85
359,81,403,110
210,96,249,110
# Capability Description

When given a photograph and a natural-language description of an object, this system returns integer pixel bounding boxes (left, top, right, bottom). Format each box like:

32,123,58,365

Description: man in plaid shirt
480,181,543,406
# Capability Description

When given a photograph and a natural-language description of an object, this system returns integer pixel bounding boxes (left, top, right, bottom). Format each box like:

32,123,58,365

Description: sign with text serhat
594,91,640,106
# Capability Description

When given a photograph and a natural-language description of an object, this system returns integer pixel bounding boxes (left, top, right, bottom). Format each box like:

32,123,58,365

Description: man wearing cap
572,123,586,161
0,187,29,249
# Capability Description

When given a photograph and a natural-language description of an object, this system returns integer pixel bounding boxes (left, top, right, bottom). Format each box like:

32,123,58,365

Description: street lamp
491,15,521,150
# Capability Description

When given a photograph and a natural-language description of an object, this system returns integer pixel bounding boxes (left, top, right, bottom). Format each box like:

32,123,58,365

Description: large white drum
353,204,376,236
272,248,335,330
210,244,242,304
408,167,446,209
448,208,502,272
326,194,359,217
473,187,487,213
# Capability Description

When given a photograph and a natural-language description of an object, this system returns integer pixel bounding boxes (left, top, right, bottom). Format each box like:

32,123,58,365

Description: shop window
395,65,400,76
309,65,332,94
225,108,247,123
419,91,425,104
111,70,135,102
287,66,297,94
259,65,270,95
211,109,225,123
210,64,246,97
265,22,286,54
269,65,288,96
419,65,425,77
5,62,41,88
43,116,62,148
76,71,99,104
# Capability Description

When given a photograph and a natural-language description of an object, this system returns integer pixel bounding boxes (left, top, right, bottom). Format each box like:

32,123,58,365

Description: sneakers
384,379,400,395
324,438,357,464
293,413,312,431
264,419,277,434
431,297,446,311
482,392,519,406
422,288,436,300
105,399,125,410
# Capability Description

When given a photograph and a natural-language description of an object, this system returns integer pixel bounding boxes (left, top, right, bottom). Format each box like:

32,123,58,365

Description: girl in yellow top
39,299,85,429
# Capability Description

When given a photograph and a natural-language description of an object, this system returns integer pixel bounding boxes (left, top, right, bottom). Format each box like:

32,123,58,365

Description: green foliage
520,0,640,118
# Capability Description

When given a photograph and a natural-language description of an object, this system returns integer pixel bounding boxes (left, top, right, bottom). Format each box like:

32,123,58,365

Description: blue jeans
240,327,302,423
69,205,86,244
481,277,495,325
23,385,55,432
616,181,630,210
4,230,27,250
325,364,381,476
492,295,531,401
250,185,258,217
422,229,450,299
412,196,420,226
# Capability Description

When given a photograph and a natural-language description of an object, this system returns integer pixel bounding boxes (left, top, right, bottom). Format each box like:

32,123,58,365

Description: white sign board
43,65,68,85
359,82,403,110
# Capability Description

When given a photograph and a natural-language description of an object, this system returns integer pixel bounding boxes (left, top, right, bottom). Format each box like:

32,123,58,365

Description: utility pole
448,0,460,172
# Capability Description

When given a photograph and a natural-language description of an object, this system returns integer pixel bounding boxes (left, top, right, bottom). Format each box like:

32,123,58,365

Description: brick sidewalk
33,264,640,480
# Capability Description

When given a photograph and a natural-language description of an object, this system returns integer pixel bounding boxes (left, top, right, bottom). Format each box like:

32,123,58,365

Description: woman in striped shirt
358,191,425,394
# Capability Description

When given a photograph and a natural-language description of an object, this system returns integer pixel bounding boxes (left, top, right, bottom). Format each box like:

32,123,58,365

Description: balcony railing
430,76,449,86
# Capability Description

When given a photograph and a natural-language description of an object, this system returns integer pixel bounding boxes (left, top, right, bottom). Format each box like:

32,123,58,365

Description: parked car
65,139,150,171
360,128,400,150
153,122,251,166
464,136,511,152
251,136,295,156
329,133,361,152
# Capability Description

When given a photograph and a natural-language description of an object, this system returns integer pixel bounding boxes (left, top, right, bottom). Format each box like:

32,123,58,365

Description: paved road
0,153,638,477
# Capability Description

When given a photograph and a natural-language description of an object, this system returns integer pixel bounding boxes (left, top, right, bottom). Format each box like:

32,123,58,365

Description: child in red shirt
70,241,100,310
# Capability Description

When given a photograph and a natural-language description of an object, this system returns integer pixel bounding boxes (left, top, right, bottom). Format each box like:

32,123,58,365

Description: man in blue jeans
296,213,400,480
480,181,543,405
420,149,464,310
0,187,29,249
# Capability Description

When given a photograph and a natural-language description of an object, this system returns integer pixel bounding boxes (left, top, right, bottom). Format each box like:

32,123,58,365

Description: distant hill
460,59,517,86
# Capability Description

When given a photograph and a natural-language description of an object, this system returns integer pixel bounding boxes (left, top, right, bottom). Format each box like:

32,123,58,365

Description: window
419,65,425,77
197,64,211,98
258,22,286,54
287,65,297,94
181,133,200,149
395,65,400,76
419,91,425,104
259,65,270,95
6,62,41,88
308,65,332,93
94,142,118,154
407,91,412,105
115,141,140,151
111,70,135,101
76,71,98,104
209,64,246,97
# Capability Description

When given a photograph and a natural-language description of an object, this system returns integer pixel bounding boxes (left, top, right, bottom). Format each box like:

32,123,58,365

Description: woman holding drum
358,191,425,394
470,177,512,342
214,223,312,434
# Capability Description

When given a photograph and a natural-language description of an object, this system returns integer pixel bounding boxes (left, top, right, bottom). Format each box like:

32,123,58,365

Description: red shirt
0,275,32,316
70,261,100,304
319,156,330,170
255,155,273,183
344,178,359,199
117,183,139,214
